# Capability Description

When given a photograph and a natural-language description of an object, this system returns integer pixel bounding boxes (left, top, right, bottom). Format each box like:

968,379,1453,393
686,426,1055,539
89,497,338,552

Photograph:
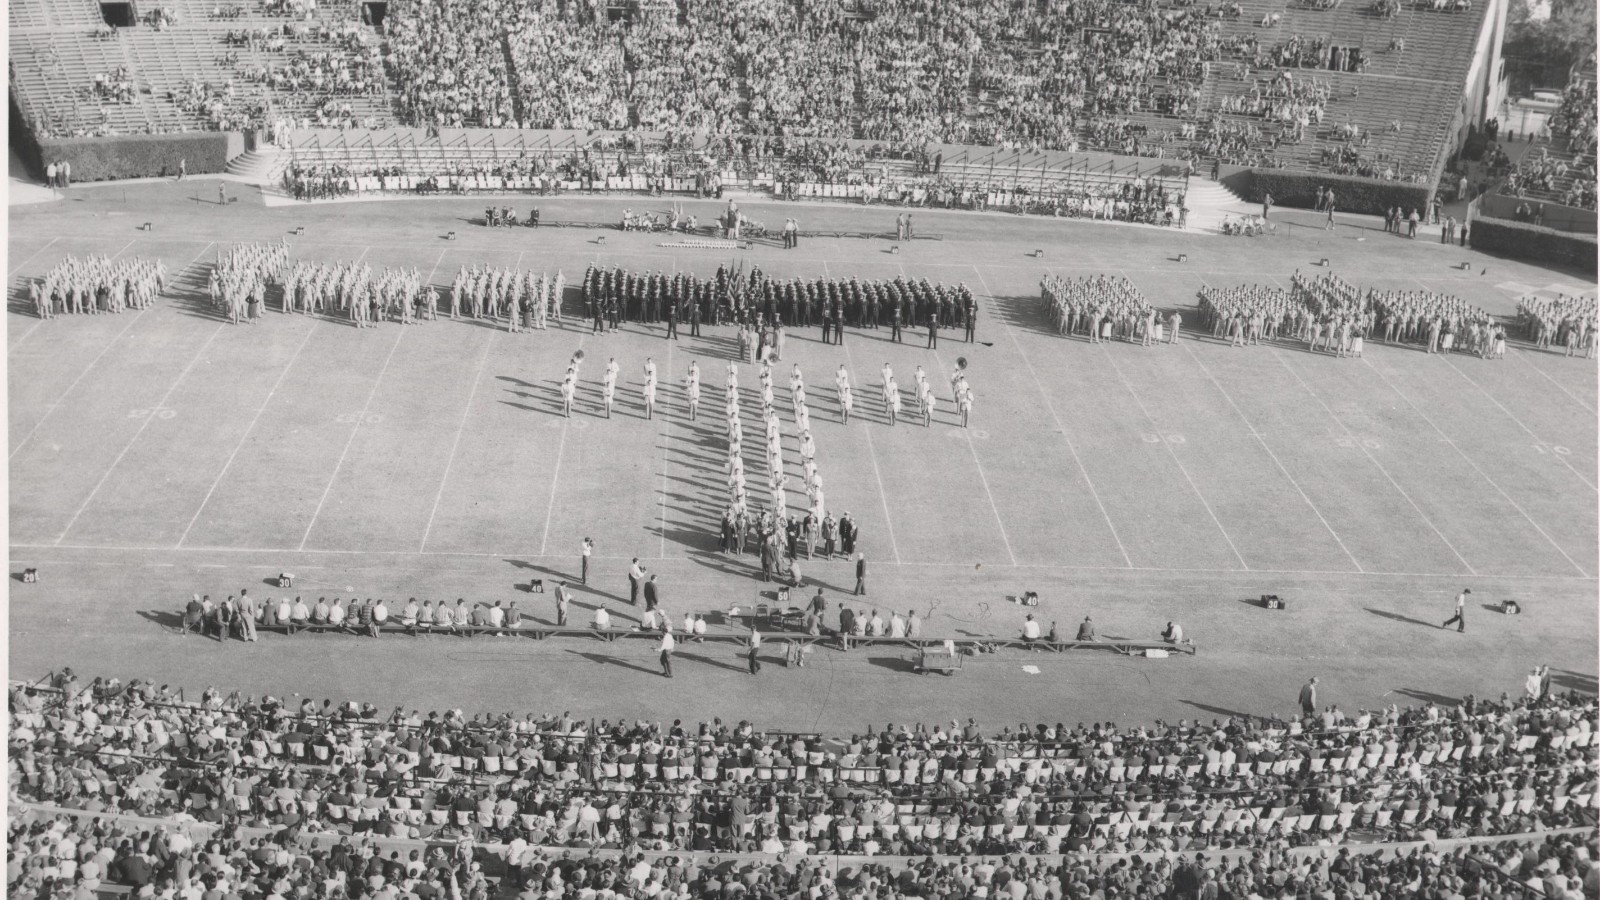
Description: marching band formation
30,255,167,318
1195,271,1509,358
1518,293,1597,357
582,264,979,338
1041,274,1174,345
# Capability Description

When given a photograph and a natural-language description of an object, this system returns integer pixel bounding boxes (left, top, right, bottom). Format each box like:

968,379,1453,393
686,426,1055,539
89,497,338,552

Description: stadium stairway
1183,177,1256,232
225,148,287,184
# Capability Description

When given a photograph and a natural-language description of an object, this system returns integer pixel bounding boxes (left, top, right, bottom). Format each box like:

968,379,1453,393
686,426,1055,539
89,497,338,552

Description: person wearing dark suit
854,553,867,595
927,315,939,349
1299,677,1319,716
839,606,857,650
643,575,661,611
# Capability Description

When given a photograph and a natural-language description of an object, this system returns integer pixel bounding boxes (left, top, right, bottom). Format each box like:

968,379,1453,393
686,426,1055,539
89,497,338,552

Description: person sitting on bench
1021,614,1041,644
1076,616,1098,641
1162,621,1185,643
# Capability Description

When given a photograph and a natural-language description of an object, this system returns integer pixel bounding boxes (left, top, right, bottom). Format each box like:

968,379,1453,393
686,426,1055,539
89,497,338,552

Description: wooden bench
237,621,1194,655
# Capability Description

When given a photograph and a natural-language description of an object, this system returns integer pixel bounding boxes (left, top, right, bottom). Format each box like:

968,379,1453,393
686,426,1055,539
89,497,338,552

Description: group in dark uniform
581,264,978,343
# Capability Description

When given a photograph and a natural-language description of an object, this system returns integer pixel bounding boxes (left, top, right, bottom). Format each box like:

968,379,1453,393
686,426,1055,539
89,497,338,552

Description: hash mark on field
298,324,406,551
1273,349,1477,575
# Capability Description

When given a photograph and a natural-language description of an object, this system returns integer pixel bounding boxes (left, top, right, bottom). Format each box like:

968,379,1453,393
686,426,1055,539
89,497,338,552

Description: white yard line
827,259,904,566
54,321,229,545
1437,354,1598,492
175,324,318,548
10,236,61,273
538,333,590,558
1362,356,1589,577
297,324,406,551
1184,272,1363,572
1510,349,1596,414
1273,348,1477,575
658,336,675,558
1099,343,1251,570
973,264,1132,568
419,330,495,552
13,242,216,460
895,260,1015,565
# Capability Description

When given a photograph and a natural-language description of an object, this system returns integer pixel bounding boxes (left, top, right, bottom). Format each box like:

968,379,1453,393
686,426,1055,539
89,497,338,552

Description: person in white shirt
1022,614,1041,643
370,599,388,637
488,601,506,633
693,614,707,642
889,611,906,637
593,606,613,641
401,598,419,635
659,630,675,677
1161,621,1184,643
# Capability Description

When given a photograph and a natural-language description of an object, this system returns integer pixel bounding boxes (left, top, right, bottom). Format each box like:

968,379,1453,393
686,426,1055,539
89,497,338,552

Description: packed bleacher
10,0,1494,188
9,670,1597,865
8,804,1597,900
1503,78,1597,212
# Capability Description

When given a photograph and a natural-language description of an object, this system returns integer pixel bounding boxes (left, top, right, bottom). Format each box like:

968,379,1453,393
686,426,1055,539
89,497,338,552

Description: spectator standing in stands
1300,676,1319,715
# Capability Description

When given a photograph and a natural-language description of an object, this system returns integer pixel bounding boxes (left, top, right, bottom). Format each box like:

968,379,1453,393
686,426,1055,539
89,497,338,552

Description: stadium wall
7,101,239,183
1468,215,1600,274
1476,192,1598,234
1219,167,1433,217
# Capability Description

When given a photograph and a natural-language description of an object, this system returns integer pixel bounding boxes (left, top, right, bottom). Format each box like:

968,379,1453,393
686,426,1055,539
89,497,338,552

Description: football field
8,180,1597,731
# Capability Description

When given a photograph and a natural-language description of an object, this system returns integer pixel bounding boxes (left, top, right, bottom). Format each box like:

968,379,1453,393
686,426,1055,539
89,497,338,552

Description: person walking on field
1299,677,1319,716
1442,589,1470,632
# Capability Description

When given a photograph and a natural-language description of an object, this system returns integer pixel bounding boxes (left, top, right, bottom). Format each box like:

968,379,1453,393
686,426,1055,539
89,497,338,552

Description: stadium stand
8,672,1597,860
9,0,1499,189
1502,71,1598,212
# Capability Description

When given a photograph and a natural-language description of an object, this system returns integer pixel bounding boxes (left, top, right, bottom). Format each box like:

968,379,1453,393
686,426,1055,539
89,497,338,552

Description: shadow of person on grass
565,649,659,676
137,609,187,634
676,650,748,673
1363,607,1438,629
1392,688,1460,707
1182,699,1259,722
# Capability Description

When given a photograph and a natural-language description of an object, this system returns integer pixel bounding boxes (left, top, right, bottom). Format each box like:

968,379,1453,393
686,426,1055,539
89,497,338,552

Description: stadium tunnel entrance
99,2,135,27
362,1,387,28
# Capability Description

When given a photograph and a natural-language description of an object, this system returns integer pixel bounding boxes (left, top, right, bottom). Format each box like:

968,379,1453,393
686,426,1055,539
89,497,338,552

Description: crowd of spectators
7,672,1597,878
1504,79,1597,211
10,808,1597,900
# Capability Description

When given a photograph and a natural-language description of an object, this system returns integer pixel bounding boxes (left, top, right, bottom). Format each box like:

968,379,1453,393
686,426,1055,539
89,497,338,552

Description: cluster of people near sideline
27,255,167,319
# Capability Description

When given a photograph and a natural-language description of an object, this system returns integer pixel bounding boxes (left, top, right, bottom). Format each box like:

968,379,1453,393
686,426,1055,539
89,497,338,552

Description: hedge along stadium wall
12,123,239,183
1220,168,1435,218
1468,216,1599,276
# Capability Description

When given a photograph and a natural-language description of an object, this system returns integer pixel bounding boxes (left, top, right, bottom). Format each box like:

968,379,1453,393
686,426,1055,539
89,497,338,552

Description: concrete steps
1184,177,1256,232
225,148,286,183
